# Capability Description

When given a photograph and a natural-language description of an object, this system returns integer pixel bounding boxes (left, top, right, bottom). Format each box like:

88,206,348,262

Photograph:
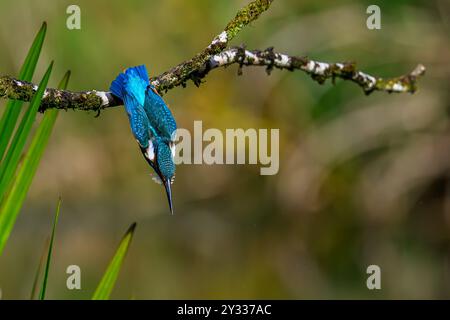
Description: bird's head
141,137,176,214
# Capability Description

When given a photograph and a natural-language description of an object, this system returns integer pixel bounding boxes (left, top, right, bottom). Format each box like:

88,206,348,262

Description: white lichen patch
314,62,329,75
209,31,228,49
392,83,405,92
212,31,228,45
245,51,260,64
365,74,376,84
96,91,109,107
277,54,290,67
304,61,329,75
213,51,237,65
355,72,376,88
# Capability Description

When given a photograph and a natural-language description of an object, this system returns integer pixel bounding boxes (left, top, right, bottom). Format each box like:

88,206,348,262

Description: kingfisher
110,65,177,214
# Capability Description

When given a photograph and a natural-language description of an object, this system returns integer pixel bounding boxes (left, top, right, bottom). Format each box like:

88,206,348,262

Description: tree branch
153,0,274,93
199,47,426,95
0,0,274,113
0,0,426,113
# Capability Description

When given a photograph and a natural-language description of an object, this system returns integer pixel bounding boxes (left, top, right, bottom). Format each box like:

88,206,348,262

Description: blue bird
144,84,177,142
110,65,177,214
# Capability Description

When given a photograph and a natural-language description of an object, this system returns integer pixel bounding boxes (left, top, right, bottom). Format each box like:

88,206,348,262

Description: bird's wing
110,66,156,148
143,88,177,141
122,94,156,148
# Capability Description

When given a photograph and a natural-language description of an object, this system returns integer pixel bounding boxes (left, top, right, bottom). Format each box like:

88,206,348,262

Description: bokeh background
0,0,449,299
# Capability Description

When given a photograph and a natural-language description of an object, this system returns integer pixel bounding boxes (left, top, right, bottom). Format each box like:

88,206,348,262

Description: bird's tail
110,72,126,99
110,65,149,99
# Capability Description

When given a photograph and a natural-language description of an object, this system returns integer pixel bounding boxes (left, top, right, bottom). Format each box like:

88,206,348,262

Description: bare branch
153,0,274,93
0,76,119,112
0,47,426,113
202,47,426,95
0,0,275,113
0,0,426,113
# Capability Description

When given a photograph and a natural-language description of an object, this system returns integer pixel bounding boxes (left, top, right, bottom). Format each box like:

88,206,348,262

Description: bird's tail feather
110,72,127,99
127,65,149,82
110,65,149,99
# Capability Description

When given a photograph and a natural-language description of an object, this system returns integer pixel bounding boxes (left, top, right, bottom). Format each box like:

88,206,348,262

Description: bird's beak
163,179,174,215
139,146,174,214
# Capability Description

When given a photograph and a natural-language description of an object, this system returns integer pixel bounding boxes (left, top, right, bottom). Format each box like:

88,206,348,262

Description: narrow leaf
30,238,49,300
92,223,137,300
0,22,47,161
0,62,54,255
39,197,61,300
0,62,57,201
29,72,70,299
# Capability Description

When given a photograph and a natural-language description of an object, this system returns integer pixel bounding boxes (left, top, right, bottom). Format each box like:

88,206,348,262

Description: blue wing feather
144,89,177,141
122,95,154,148
110,66,156,148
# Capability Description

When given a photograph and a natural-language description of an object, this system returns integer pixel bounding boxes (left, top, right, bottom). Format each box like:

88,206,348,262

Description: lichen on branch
203,47,426,95
0,0,426,113
152,0,274,93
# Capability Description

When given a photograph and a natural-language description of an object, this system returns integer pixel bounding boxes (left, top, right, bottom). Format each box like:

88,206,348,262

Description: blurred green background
0,0,449,299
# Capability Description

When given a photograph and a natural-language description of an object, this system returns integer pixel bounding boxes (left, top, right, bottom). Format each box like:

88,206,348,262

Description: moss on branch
0,0,426,112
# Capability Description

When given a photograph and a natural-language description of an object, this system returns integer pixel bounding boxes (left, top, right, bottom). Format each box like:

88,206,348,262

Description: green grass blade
29,72,70,299
92,223,137,300
0,22,47,161
0,62,54,256
39,197,61,300
30,237,49,300
0,61,55,201
16,22,48,81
